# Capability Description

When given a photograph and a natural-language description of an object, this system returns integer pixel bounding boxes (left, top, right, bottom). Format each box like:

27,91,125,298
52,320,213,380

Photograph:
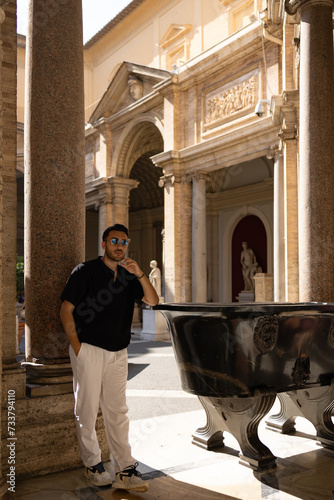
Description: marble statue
149,260,161,296
240,242,259,292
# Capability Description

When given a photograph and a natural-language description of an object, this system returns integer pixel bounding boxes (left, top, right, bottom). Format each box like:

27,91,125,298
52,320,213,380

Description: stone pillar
157,164,192,303
272,91,299,302
268,147,285,302
109,177,140,227
283,21,296,92
2,0,21,369
95,177,139,253
0,3,16,496
254,273,273,302
24,0,85,379
95,180,113,250
286,0,334,301
283,138,299,302
191,173,207,303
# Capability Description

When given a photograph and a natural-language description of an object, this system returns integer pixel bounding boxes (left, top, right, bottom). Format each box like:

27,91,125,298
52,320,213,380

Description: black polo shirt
61,257,144,351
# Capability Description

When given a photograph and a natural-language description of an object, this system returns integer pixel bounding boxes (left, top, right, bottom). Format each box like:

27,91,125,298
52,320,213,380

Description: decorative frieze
203,72,258,131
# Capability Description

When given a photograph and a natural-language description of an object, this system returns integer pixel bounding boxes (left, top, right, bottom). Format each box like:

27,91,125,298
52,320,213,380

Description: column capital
267,144,284,159
285,0,334,15
185,171,211,184
93,176,139,199
109,177,139,206
271,91,299,143
158,173,181,188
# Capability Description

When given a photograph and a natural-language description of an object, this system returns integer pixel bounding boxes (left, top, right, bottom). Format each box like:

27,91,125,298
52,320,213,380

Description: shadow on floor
254,447,334,500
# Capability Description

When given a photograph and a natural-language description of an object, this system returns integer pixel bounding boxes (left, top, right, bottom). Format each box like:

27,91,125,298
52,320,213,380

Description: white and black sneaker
84,461,112,486
113,462,149,492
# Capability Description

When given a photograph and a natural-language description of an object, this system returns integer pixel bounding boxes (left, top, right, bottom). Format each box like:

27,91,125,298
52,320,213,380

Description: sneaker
113,462,149,492
84,461,112,486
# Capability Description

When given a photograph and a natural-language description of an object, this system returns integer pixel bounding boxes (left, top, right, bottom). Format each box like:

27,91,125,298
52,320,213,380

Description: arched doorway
129,152,164,275
232,215,267,301
121,121,164,280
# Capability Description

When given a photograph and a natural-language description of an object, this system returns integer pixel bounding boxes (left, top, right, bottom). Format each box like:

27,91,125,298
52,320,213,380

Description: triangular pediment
88,62,170,124
160,24,192,49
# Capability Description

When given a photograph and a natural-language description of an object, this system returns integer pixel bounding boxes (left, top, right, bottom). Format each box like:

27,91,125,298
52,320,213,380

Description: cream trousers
69,342,135,470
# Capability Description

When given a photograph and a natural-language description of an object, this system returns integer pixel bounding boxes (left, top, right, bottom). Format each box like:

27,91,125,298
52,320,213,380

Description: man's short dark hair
102,224,129,241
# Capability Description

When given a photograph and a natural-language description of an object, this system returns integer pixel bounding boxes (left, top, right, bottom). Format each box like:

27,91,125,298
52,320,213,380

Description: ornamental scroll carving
205,75,257,126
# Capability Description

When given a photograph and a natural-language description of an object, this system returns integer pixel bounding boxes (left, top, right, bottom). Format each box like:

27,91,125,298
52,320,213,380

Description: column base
1,392,109,479
21,361,73,397
2,363,26,399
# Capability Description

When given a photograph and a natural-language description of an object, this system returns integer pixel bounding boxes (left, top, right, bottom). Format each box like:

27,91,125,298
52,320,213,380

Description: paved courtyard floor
15,333,334,500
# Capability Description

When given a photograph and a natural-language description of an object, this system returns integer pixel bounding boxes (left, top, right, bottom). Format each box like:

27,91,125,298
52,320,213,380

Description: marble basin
157,302,334,470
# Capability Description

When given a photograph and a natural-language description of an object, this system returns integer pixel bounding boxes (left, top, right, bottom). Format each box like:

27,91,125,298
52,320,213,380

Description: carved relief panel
202,70,259,134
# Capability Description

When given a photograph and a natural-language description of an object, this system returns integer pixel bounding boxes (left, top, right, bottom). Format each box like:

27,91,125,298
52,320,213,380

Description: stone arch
111,112,164,178
112,113,165,280
221,206,272,302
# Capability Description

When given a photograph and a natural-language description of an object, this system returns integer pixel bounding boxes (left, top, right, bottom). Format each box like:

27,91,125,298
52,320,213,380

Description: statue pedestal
236,290,255,303
254,273,273,302
141,304,170,341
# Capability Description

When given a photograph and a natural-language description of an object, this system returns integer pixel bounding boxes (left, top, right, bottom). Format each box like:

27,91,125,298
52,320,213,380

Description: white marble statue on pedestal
240,242,259,292
142,260,168,340
149,260,161,297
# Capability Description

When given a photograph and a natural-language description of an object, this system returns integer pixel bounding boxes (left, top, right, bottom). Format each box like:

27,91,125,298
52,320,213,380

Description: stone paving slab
97,476,236,499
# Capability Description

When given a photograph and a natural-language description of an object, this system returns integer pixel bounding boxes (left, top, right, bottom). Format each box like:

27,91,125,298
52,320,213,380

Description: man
60,224,159,492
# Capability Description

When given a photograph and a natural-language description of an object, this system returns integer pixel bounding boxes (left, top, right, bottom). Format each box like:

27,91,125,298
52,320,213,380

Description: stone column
109,177,139,227
286,0,334,301
191,173,208,303
2,0,22,369
272,91,299,301
0,4,16,496
268,147,285,302
95,177,139,252
283,138,299,302
24,0,85,380
95,180,113,250
157,164,192,303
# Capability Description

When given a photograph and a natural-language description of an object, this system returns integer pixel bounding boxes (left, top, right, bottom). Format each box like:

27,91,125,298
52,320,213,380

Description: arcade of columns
0,0,332,482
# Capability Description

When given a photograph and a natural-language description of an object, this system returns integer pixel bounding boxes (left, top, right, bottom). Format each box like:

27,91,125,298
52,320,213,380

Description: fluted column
24,0,85,372
286,0,334,301
191,173,208,302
